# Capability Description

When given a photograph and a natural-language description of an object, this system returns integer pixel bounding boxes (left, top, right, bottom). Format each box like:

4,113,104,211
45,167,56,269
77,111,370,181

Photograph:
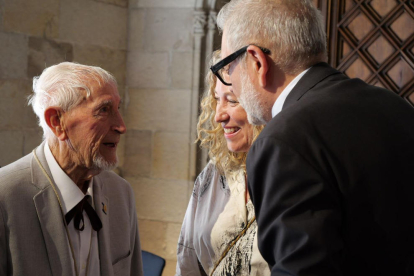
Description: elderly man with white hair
213,0,414,275
0,62,143,276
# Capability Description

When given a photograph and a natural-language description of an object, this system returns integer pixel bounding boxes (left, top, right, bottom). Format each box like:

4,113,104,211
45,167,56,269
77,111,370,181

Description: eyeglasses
210,45,271,86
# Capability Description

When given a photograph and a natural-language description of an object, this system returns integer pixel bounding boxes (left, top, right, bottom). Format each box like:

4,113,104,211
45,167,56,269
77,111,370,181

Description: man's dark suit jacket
247,62,414,276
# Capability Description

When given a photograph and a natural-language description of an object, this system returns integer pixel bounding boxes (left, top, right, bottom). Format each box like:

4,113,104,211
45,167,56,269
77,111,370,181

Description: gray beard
92,154,117,171
66,138,117,171
239,69,268,126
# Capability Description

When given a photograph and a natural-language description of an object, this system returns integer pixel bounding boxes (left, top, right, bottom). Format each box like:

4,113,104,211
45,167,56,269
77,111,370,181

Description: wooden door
321,0,414,106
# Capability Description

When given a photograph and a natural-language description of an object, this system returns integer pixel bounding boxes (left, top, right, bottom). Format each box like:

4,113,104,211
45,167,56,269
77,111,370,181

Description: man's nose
113,111,127,134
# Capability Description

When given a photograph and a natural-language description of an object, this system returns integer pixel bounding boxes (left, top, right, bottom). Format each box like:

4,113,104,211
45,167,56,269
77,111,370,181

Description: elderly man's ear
246,45,269,88
44,107,68,141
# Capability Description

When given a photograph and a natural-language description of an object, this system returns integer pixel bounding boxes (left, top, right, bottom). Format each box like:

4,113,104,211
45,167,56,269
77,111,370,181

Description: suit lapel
94,175,113,276
31,143,76,276
282,62,341,110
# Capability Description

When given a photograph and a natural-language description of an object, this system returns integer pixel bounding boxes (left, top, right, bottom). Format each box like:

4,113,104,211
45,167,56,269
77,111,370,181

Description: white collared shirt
44,142,100,276
271,68,310,118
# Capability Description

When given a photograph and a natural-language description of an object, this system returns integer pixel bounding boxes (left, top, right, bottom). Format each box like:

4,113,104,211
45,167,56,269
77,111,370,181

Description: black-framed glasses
210,45,271,86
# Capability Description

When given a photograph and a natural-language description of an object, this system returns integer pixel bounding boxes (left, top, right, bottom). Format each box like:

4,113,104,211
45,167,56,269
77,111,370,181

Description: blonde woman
175,51,270,276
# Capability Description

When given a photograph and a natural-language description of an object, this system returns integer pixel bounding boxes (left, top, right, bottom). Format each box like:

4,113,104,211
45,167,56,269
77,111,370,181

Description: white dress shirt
44,142,100,276
271,68,310,118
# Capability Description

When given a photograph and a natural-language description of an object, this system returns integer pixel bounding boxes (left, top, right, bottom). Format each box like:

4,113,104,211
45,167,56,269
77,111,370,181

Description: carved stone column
189,9,208,184
197,10,218,170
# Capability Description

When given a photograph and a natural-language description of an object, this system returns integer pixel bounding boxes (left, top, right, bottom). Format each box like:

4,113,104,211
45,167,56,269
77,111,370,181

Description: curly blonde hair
197,50,264,176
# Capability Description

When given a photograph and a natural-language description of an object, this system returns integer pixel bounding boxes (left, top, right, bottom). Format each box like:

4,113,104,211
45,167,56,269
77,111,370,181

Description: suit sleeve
0,202,7,275
129,187,144,276
247,137,344,276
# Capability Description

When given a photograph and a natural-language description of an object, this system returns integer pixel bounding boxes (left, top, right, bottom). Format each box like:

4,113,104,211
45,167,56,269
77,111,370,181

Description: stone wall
126,0,197,274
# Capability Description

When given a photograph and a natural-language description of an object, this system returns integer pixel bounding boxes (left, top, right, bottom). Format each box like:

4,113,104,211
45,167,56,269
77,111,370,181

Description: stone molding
208,11,217,30
193,9,207,34
193,9,217,34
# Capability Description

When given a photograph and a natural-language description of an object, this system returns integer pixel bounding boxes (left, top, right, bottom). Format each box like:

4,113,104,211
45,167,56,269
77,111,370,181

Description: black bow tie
65,195,102,231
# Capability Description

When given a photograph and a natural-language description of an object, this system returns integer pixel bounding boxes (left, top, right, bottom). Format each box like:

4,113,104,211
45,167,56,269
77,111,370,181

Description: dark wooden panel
327,0,414,106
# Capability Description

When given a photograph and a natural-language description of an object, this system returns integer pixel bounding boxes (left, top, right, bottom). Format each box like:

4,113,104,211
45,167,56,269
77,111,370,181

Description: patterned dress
176,162,270,276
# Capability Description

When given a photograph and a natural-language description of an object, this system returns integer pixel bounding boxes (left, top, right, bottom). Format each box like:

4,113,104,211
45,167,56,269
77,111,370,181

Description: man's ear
44,107,67,141
246,45,269,88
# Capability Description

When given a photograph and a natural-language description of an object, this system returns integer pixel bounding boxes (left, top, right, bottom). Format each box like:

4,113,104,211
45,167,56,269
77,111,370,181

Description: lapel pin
102,202,107,214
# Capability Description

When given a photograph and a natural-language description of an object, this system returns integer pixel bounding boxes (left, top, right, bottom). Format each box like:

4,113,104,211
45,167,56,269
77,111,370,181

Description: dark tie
65,195,102,231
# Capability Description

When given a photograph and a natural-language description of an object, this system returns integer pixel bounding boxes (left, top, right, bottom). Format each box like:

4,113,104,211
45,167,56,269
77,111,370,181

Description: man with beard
0,62,143,276
211,0,414,275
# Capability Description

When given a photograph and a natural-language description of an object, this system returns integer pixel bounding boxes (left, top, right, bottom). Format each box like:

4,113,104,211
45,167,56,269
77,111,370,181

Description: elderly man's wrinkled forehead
78,76,118,100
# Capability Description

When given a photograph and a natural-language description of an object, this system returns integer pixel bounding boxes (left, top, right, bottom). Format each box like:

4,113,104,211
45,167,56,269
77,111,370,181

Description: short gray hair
217,0,327,74
28,62,117,143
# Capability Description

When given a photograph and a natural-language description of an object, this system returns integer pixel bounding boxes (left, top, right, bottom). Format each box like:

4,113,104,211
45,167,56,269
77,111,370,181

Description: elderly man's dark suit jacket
0,142,143,276
247,62,414,276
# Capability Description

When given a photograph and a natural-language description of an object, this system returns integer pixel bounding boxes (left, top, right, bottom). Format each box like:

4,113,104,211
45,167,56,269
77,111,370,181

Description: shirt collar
271,67,310,118
44,142,94,214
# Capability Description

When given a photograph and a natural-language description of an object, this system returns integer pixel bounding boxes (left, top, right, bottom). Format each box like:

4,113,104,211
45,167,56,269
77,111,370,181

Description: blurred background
1,0,413,274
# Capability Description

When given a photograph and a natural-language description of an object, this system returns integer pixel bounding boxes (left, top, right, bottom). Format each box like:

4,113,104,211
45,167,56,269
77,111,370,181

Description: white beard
92,154,117,171
66,138,117,171
239,69,268,125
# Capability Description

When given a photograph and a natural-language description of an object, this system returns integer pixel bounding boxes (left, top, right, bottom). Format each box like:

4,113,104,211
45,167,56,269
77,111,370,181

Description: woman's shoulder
192,161,229,200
